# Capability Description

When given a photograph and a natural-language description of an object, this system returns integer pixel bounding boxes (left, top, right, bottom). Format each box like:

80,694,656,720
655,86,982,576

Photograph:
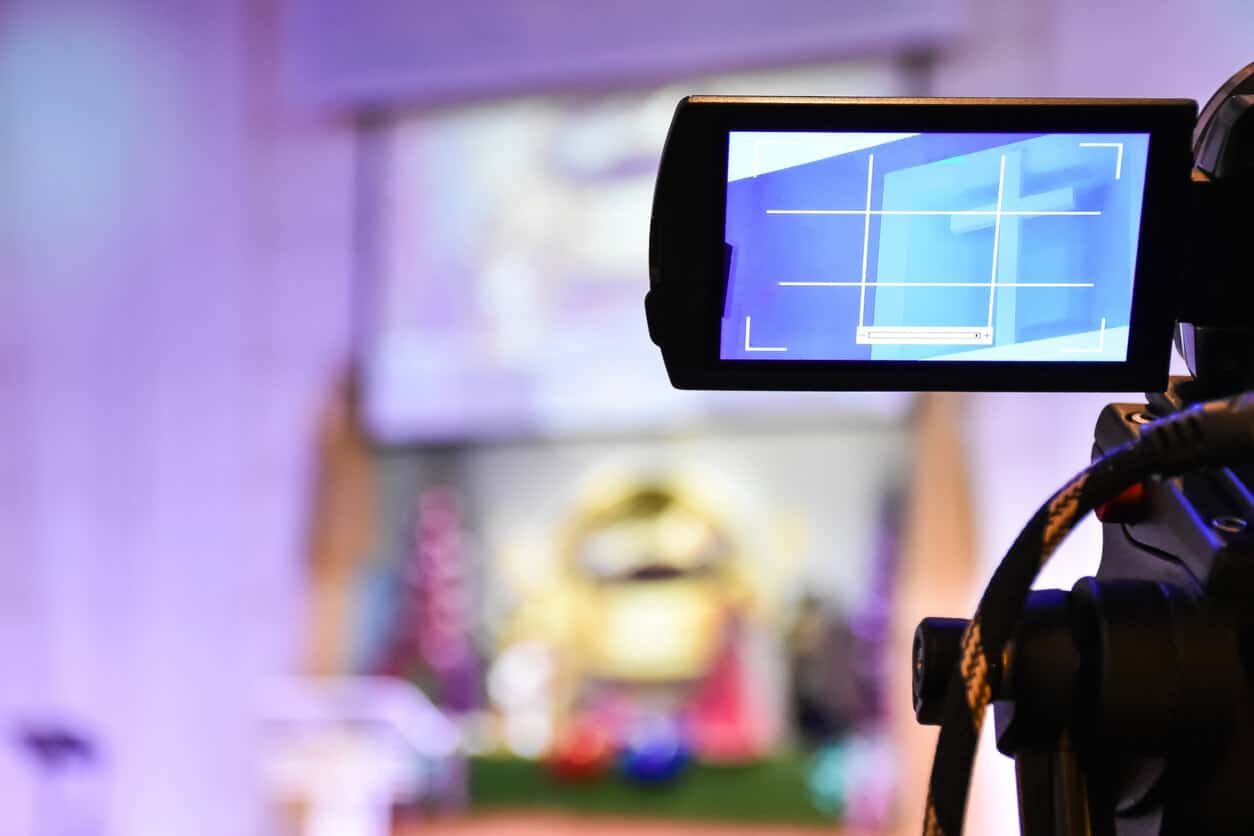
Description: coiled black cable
923,393,1254,836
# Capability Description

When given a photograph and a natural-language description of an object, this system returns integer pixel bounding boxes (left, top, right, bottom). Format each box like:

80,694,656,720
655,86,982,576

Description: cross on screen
721,131,1150,362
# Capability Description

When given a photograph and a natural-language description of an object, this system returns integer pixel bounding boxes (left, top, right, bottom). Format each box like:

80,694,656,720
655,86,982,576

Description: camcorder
647,64,1254,836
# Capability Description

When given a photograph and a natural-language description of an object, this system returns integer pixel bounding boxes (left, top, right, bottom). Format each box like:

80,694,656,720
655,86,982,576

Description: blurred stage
397,813,874,835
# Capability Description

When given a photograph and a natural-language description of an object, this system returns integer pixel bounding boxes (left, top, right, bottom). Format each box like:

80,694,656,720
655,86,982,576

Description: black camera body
647,91,1251,393
647,64,1254,836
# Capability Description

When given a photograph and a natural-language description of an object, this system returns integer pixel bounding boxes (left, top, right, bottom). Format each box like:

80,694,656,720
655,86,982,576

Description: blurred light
807,733,896,826
502,710,553,759
455,710,498,756
486,642,554,709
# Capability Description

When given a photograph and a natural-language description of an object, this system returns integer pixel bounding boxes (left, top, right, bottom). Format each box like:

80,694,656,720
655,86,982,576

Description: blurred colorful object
577,579,724,681
256,677,463,836
355,424,911,823
414,489,476,691
519,480,771,765
618,715,692,785
806,734,897,827
567,485,738,683
548,718,614,782
367,480,485,740
684,622,766,763
487,642,559,759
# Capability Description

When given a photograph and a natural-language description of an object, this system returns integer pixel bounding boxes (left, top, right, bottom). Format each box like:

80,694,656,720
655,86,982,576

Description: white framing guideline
761,151,1104,348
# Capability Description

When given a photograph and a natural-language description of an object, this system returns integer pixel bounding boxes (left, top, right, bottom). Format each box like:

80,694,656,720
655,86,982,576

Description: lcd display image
721,131,1151,362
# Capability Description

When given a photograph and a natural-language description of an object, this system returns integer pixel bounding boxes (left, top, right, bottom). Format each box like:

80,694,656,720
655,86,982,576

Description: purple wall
0,2,355,833
2,0,1251,833
283,0,964,107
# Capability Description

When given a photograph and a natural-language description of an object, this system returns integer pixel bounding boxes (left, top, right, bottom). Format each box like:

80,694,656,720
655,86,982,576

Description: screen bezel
647,97,1197,392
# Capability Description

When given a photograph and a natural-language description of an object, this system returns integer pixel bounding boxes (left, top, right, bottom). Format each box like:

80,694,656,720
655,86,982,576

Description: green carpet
467,755,835,825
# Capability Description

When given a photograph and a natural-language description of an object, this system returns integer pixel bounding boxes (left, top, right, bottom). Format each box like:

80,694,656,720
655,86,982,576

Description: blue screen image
721,131,1150,362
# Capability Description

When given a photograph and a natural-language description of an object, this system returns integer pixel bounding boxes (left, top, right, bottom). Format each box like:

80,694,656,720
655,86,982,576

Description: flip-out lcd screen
721,131,1149,362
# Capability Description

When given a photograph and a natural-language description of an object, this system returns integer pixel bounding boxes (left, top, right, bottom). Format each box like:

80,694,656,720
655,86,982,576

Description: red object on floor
549,719,614,782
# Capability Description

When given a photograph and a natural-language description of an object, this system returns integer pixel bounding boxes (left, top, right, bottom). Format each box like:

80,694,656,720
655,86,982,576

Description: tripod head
911,63,1254,836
